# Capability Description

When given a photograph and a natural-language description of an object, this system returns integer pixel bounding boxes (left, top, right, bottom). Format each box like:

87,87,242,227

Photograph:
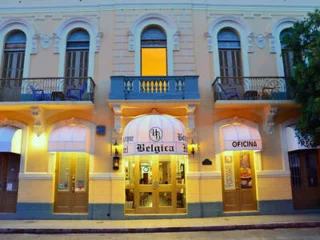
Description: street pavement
0,214,320,234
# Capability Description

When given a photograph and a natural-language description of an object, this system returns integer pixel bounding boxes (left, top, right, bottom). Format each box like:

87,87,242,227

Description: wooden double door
125,156,186,214
54,152,89,213
222,151,257,212
0,153,20,213
289,150,320,210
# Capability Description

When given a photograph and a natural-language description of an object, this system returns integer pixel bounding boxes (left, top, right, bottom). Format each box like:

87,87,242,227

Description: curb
1,221,320,234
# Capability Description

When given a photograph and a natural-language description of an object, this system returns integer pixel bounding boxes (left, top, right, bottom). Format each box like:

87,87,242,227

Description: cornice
0,2,318,14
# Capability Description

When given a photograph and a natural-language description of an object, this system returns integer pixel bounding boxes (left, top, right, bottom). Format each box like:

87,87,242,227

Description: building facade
0,0,319,219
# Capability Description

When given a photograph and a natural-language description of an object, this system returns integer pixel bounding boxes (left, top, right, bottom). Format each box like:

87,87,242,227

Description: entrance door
54,152,89,213
289,150,320,210
222,151,257,212
125,155,186,214
0,153,20,213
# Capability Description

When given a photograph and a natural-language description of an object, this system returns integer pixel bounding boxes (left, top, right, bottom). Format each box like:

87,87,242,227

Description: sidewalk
1,214,320,234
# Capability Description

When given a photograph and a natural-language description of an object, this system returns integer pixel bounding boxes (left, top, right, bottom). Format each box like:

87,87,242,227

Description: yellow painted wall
256,177,292,201
18,179,53,203
199,179,223,202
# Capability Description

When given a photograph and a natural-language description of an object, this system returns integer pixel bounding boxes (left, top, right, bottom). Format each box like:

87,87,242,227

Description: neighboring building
0,0,319,219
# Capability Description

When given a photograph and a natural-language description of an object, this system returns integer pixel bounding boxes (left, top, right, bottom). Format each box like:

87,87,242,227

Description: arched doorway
123,114,188,214
219,123,261,212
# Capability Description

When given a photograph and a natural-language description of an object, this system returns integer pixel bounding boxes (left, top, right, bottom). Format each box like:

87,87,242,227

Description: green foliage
282,9,320,146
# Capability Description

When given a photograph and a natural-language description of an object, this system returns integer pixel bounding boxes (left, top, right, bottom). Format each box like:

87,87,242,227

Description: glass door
125,155,187,214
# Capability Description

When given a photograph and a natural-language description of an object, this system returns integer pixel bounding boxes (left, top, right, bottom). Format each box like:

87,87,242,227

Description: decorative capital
113,105,123,133
247,32,254,53
95,32,103,52
127,30,135,52
204,32,212,52
52,33,60,54
186,104,196,133
268,33,276,53
263,105,278,135
30,106,45,136
31,34,38,54
173,30,180,51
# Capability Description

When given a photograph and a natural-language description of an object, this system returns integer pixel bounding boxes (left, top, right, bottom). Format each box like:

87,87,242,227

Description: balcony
0,77,95,111
0,77,95,102
212,76,296,109
109,76,200,101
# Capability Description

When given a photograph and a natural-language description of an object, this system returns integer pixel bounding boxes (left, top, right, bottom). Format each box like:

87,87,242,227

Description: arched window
218,28,242,85
65,29,89,86
140,26,167,76
280,29,294,77
2,30,26,79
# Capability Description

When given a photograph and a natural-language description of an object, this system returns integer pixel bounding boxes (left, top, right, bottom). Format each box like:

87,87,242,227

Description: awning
48,125,90,152
123,114,188,156
286,126,311,151
0,126,22,154
220,124,262,151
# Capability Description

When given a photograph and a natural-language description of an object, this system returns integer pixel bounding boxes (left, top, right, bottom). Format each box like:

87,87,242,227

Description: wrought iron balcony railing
212,76,294,102
109,75,200,100
0,77,95,102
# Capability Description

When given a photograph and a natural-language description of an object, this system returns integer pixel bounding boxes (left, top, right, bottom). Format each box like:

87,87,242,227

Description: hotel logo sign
149,127,163,142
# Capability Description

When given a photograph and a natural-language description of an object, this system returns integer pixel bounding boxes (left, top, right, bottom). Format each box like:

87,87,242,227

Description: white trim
186,171,221,180
53,17,101,78
0,18,37,78
129,13,178,76
89,173,125,180
19,172,53,180
257,170,290,178
270,17,299,77
208,16,252,87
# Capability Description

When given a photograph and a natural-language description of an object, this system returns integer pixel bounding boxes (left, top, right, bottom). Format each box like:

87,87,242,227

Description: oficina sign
122,115,188,156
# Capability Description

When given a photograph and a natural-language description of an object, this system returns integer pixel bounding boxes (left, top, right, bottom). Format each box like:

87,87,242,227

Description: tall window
218,28,242,85
2,31,26,79
141,26,167,76
280,29,294,77
65,29,89,86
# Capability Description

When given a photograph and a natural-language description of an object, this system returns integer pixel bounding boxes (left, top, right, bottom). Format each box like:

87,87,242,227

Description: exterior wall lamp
113,139,120,170
191,138,196,157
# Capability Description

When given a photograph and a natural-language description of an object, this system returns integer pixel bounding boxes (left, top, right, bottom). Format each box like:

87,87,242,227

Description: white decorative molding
173,30,180,51
187,171,221,180
19,172,53,180
257,170,290,178
30,106,45,136
247,33,254,53
89,173,125,180
268,32,276,53
204,32,212,52
39,33,53,49
186,104,196,133
127,30,134,51
208,16,252,82
53,17,100,78
187,172,200,179
113,105,123,133
52,33,60,53
0,18,38,78
129,12,178,75
263,105,278,135
95,32,103,52
253,33,267,49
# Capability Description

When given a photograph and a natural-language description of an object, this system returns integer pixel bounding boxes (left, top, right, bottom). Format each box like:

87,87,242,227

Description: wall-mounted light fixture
113,139,119,156
113,139,120,170
191,138,196,157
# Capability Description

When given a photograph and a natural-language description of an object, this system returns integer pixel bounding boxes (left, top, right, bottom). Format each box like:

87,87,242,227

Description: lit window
141,26,167,76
